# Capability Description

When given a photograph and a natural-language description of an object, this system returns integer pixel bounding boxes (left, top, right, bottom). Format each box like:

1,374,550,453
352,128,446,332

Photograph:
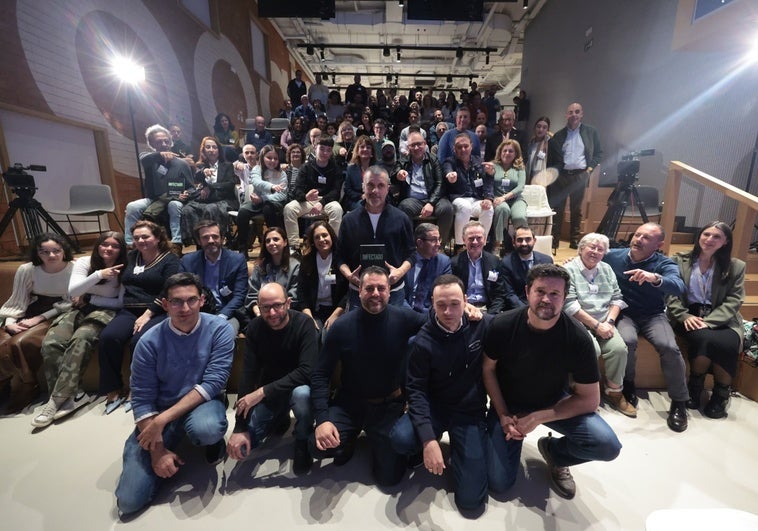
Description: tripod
597,177,649,247
0,188,79,252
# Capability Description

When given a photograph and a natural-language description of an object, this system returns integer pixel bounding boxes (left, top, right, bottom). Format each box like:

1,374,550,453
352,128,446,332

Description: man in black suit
484,109,528,162
451,221,507,314
502,226,554,309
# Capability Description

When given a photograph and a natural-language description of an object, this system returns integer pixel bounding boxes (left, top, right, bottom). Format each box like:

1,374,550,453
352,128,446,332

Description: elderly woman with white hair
563,233,636,418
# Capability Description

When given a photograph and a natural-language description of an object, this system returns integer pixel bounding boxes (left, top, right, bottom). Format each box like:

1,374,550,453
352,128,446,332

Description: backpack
741,319,758,367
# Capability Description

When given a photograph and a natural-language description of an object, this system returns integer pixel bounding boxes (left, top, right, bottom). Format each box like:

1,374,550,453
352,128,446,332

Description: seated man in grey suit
405,223,452,312
502,225,554,309
451,221,507,314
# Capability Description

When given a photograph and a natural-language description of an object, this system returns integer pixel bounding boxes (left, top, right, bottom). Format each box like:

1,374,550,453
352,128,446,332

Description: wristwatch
607,318,615,326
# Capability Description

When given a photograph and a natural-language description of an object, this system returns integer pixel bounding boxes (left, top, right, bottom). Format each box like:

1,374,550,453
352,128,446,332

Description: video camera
617,149,655,183
2,163,47,199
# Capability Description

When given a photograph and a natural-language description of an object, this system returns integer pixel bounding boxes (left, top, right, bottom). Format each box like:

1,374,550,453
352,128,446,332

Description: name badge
133,265,145,275
317,175,327,184
474,178,483,187
502,179,511,188
487,270,499,282
324,274,336,285
157,165,168,175
588,284,599,294
537,150,545,160
219,285,232,297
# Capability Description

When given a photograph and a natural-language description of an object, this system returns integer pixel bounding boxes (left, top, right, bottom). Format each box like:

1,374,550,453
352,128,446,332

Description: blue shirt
466,253,486,305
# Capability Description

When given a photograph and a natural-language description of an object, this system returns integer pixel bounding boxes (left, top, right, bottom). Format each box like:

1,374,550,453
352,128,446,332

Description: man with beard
483,264,621,500
501,226,554,309
309,266,426,486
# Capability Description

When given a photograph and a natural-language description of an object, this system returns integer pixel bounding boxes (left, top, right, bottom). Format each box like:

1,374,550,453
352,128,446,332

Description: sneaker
31,400,59,428
293,439,313,474
538,433,576,499
605,390,637,418
205,440,227,465
104,396,125,415
53,390,93,420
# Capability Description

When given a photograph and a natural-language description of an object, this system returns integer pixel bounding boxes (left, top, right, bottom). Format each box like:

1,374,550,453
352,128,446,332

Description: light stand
112,56,146,196
126,88,145,197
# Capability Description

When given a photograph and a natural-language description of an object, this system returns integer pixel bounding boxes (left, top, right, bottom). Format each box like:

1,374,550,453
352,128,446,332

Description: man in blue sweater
603,223,689,432
115,273,235,516
390,275,492,512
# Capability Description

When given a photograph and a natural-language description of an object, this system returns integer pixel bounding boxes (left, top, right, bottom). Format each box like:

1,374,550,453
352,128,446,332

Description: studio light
111,56,145,84
523,0,528,9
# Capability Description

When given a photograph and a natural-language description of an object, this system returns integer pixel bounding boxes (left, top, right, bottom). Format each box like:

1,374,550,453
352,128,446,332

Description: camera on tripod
617,149,655,185
2,163,47,199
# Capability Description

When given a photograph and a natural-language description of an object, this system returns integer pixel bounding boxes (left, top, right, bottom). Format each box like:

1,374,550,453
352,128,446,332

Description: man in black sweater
227,283,318,474
309,267,426,486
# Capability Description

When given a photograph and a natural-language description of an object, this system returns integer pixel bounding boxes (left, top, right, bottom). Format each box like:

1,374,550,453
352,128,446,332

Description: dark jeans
98,309,166,395
309,393,407,486
236,201,284,250
547,169,589,245
487,408,621,493
243,385,312,447
390,411,488,510
397,197,454,244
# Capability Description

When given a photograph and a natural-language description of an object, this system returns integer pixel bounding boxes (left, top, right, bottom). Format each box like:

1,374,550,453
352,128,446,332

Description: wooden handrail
661,161,757,261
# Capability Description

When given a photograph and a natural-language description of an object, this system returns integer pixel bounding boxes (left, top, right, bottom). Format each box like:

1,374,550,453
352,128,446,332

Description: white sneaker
53,390,93,420
31,400,59,428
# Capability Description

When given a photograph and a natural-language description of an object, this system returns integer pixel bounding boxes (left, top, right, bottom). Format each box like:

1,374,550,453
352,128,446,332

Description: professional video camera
596,149,656,246
0,163,77,251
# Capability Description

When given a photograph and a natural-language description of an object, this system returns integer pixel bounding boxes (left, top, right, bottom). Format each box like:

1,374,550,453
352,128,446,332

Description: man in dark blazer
179,220,249,333
484,109,528,162
501,226,554,309
405,223,452,312
451,221,507,314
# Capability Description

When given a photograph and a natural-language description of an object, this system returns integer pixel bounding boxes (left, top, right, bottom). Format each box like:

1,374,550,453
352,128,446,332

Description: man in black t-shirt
482,264,621,500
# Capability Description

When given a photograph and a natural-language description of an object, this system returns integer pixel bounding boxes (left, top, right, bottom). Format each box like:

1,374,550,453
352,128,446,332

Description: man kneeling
483,264,621,499
115,273,234,516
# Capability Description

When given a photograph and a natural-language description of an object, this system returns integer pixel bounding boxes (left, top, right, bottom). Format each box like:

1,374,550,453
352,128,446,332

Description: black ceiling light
523,0,528,9
306,44,314,55
446,74,453,83
396,47,401,62
386,74,392,82
383,46,390,57
319,47,325,61
456,47,463,59
485,52,490,65
332,74,336,84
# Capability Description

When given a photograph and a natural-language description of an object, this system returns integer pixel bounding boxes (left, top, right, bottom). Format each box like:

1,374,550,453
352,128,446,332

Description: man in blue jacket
603,223,689,432
391,275,492,512
404,223,452,312
501,226,554,309
179,220,249,334
115,273,234,516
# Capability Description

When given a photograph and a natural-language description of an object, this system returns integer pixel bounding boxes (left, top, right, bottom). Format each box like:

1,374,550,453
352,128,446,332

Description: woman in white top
33,232,127,427
0,233,74,411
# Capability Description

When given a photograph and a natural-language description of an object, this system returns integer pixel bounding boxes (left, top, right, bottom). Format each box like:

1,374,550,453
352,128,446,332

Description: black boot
703,383,730,419
686,373,705,410
667,400,688,432
622,379,638,408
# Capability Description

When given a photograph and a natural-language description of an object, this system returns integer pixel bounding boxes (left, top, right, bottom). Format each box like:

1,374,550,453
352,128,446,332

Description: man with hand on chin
483,264,621,500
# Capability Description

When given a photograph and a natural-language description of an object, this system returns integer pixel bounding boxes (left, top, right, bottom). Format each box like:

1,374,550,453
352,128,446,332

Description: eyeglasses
408,142,426,148
38,248,63,255
259,301,287,313
421,237,441,243
167,296,201,309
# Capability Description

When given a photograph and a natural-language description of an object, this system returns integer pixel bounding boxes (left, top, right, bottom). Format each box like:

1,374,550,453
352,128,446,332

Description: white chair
522,184,555,254
47,184,123,249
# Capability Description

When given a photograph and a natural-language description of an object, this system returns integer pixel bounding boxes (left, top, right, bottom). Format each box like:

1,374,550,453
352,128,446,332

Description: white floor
2,390,758,531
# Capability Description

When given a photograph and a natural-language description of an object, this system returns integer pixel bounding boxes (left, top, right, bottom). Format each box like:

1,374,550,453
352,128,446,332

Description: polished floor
2,388,758,530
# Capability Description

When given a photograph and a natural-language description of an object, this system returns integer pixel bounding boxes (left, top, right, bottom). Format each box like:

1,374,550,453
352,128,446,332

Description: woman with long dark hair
667,221,745,419
245,227,300,318
295,220,347,334
280,116,307,149
342,135,376,212
34,231,128,426
525,116,551,182
213,112,239,160
0,233,74,411
98,220,180,413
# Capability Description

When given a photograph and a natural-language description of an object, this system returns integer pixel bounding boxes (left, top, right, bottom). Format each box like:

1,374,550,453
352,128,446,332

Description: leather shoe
622,379,639,408
667,400,688,432
293,439,313,474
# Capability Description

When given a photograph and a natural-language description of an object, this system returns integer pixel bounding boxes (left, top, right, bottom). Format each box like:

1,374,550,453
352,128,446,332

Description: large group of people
0,80,747,520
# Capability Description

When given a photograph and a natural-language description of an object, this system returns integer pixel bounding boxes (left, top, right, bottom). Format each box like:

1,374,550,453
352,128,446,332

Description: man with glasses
394,131,454,244
501,226,554,310
227,282,318,474
115,272,234,516
404,223,452,312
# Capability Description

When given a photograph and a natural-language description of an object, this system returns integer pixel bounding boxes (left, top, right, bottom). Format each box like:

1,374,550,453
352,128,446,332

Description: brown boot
605,390,637,418
170,243,183,257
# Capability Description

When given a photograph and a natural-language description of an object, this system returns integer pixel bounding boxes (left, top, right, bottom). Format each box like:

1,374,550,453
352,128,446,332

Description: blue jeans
487,409,621,494
244,385,312,447
390,411,488,510
309,393,407,486
125,198,184,244
617,313,689,401
115,399,227,515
